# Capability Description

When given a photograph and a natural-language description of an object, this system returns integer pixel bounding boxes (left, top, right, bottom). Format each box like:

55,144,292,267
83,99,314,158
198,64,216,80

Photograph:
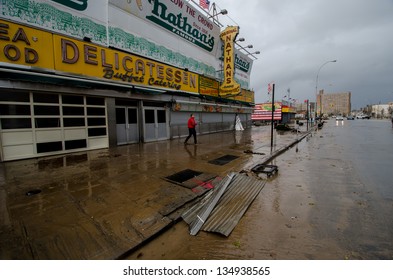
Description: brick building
317,90,351,116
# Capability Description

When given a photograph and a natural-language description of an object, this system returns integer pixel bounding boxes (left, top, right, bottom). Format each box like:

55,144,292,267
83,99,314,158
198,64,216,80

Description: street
126,119,393,259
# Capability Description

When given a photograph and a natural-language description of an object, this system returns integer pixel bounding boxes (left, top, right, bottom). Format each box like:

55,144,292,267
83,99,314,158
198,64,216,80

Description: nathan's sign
51,0,88,11
146,0,216,52
235,53,251,73
110,0,220,53
219,26,241,97
0,20,198,93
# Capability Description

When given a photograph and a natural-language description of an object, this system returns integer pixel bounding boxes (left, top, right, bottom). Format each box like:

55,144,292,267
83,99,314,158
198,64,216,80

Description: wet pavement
125,119,393,260
0,124,309,259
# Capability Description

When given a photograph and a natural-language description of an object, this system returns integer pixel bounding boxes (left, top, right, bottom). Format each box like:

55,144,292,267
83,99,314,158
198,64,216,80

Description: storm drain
166,169,203,183
208,155,239,166
26,189,42,196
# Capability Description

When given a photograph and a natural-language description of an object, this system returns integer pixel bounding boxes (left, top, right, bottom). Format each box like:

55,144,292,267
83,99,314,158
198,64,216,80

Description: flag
199,0,210,10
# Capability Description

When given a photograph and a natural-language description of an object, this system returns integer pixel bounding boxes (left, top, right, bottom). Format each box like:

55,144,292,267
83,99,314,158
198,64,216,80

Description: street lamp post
237,44,253,52
315,60,337,118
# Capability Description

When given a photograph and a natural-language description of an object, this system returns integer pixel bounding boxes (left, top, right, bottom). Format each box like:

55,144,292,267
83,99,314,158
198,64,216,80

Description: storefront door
116,107,139,145
143,108,168,142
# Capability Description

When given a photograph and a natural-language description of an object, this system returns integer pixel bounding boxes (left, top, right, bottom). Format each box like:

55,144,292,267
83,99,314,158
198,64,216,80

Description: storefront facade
0,0,255,162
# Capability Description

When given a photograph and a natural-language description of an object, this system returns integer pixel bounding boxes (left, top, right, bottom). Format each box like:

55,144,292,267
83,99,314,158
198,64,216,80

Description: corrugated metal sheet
182,173,266,237
188,173,235,235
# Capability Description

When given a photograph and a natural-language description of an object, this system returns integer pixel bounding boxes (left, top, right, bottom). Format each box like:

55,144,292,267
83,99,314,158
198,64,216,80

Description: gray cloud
216,0,393,108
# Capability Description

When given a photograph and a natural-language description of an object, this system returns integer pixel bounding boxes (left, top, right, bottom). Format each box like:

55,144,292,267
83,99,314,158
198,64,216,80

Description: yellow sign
199,76,219,97
230,89,255,104
0,20,54,69
53,35,198,93
219,26,241,97
282,107,296,113
0,20,199,94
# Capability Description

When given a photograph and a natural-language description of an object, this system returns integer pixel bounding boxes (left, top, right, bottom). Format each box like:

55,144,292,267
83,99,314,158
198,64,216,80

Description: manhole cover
208,155,239,166
165,169,203,183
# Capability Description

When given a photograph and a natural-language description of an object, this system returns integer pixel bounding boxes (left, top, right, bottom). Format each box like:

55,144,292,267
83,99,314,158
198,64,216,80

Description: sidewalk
0,125,310,259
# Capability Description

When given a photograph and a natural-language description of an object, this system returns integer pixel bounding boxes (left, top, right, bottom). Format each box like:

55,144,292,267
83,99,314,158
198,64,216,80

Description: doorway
143,107,168,142
116,107,139,145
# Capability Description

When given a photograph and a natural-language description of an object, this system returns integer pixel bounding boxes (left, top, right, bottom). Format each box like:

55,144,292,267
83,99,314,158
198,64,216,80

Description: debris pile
182,172,266,237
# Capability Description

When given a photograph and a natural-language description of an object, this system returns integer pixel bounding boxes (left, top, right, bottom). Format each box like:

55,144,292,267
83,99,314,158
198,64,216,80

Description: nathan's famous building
0,0,255,161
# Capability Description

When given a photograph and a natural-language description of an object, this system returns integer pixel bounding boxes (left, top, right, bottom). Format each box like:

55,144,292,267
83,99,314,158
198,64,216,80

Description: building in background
317,90,351,116
370,103,393,118
296,101,315,120
0,0,255,161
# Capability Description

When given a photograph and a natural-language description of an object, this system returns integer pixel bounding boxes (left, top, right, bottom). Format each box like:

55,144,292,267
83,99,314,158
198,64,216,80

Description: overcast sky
212,0,393,109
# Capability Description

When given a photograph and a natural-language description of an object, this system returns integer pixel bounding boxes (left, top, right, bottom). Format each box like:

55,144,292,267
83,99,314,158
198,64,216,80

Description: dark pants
185,128,197,144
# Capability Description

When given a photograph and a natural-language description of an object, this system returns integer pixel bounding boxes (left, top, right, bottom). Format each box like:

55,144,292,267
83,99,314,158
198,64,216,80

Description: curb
259,130,313,166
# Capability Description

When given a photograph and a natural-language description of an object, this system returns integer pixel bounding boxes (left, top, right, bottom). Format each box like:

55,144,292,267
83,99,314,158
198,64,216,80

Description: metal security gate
115,107,139,145
0,90,108,161
143,107,168,142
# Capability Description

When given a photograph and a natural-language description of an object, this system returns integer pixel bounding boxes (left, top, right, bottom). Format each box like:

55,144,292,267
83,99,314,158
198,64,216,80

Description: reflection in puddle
335,120,345,126
37,154,88,170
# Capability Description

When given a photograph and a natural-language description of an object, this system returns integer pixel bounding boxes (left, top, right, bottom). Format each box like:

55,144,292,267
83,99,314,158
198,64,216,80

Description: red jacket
188,117,197,129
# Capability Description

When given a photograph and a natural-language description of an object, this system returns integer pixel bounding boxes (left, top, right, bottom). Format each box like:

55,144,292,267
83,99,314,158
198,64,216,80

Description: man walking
184,113,197,144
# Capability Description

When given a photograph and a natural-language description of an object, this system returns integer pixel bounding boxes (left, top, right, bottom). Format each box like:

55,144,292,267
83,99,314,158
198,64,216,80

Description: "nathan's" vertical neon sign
219,26,240,97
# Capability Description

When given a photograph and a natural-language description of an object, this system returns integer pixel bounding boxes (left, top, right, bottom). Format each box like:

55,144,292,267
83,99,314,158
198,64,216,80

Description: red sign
252,102,282,121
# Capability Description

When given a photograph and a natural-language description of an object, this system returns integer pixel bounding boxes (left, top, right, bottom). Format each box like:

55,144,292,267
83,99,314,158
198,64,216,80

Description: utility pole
306,99,309,131
270,83,275,148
